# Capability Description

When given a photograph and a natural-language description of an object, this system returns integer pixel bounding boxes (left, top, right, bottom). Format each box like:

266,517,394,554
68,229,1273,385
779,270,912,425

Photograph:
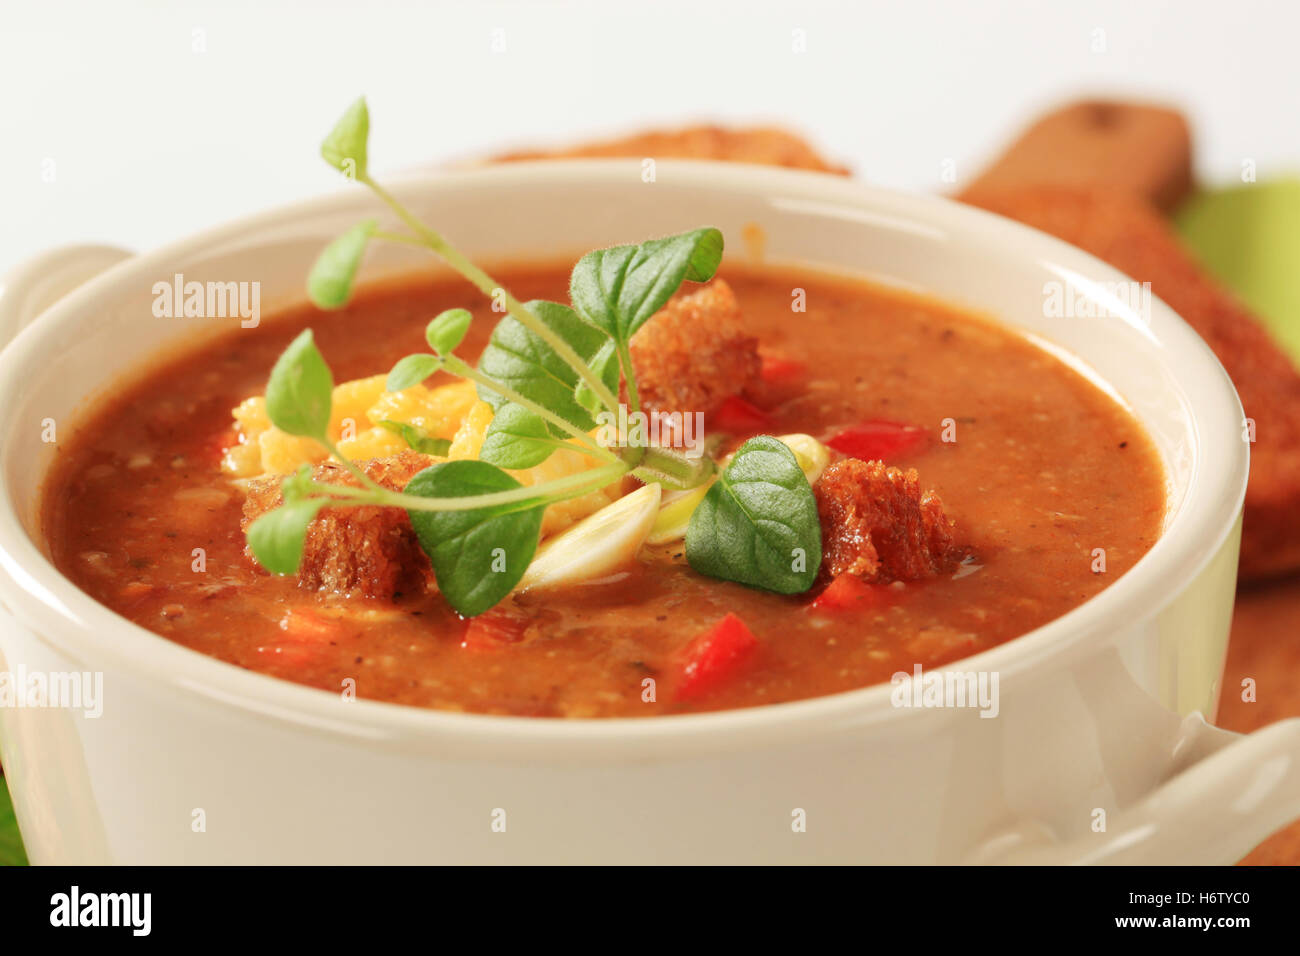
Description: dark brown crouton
241,451,437,598
629,280,761,417
814,458,961,582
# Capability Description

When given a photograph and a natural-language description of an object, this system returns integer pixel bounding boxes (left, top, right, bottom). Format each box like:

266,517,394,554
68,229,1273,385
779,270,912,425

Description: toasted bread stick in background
494,124,849,175
965,186,1300,580
960,100,1193,211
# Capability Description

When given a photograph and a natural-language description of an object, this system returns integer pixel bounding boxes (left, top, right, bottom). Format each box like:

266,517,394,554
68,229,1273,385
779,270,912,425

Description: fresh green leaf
575,339,618,416
377,420,452,456
0,775,28,866
265,330,334,439
476,299,617,434
569,227,724,342
426,308,473,355
248,498,329,575
386,353,442,392
685,435,821,594
281,463,316,501
320,97,370,179
308,220,376,309
404,461,547,616
480,403,565,469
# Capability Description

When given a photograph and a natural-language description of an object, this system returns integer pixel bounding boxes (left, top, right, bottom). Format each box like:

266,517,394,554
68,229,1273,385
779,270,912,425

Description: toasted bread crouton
963,186,1300,580
814,458,961,582
493,125,849,175
242,451,437,598
629,280,761,417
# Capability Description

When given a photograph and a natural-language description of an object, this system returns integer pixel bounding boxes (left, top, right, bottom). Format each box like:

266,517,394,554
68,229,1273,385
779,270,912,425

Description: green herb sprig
246,98,821,615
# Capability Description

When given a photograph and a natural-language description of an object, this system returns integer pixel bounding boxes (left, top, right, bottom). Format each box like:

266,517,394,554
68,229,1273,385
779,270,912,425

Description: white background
2,0,1297,272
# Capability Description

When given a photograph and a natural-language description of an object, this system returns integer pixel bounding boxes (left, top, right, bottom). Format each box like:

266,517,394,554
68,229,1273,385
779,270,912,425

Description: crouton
963,186,1300,580
241,451,437,598
814,458,961,582
629,280,761,417
493,125,849,175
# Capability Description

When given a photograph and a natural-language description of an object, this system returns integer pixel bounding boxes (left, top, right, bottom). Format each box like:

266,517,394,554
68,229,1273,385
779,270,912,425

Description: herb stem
372,230,424,246
441,356,618,462
305,460,628,513
361,176,621,415
617,339,641,416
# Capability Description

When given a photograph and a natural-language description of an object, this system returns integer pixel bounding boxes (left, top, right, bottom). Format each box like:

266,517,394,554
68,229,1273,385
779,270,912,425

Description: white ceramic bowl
0,162,1297,865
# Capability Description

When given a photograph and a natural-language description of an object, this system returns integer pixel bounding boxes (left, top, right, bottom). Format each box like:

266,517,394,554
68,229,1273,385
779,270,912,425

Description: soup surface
42,263,1166,716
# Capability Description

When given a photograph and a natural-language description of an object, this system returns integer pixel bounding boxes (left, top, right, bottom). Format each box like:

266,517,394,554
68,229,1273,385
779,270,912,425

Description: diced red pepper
259,608,342,667
461,608,529,651
808,574,889,613
825,420,926,462
758,352,808,388
711,395,774,434
279,607,344,641
675,612,759,701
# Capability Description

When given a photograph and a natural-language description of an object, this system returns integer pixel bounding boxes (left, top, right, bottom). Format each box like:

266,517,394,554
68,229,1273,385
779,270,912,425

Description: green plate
1176,178,1300,363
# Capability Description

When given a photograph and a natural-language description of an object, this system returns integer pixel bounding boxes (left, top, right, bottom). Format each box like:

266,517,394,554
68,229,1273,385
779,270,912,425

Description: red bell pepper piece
758,352,807,388
808,575,889,613
461,608,529,651
825,420,926,461
712,395,774,434
675,612,759,701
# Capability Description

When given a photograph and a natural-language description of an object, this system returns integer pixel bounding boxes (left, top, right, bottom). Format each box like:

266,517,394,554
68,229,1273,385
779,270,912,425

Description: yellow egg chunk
336,426,407,462
449,401,494,461
367,380,478,438
258,430,327,475
224,377,483,476
331,375,388,435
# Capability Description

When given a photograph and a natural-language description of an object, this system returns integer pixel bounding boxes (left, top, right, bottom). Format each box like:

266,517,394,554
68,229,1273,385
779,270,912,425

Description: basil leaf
404,461,546,617
569,227,723,342
248,498,328,575
480,403,565,469
386,353,442,392
476,299,616,435
308,220,376,309
265,330,334,439
685,435,822,594
376,420,451,456
320,97,369,179
426,308,473,355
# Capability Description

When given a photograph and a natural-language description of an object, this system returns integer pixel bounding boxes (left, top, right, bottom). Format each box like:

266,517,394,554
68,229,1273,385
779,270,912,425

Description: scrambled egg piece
225,379,617,537
224,376,477,477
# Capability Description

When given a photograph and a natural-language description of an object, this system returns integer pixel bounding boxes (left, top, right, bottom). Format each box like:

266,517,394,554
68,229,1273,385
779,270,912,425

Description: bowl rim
0,159,1248,757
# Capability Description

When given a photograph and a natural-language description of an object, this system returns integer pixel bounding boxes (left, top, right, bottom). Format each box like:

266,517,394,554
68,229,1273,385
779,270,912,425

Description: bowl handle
0,244,133,348
980,713,1300,864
